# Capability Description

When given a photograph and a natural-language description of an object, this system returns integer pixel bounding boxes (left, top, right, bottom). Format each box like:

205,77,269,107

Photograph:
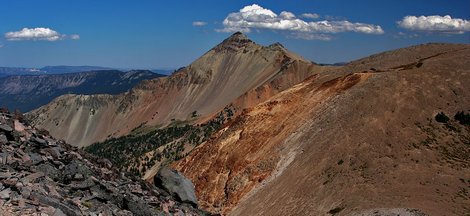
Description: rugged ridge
28,32,327,147
173,43,470,215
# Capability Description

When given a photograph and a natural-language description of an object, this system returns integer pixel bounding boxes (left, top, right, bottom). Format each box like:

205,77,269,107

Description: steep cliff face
28,33,324,147
173,44,470,215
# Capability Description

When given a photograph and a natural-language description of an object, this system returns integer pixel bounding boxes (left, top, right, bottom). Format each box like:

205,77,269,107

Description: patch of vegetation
455,111,470,126
85,105,235,177
86,124,194,176
435,112,449,123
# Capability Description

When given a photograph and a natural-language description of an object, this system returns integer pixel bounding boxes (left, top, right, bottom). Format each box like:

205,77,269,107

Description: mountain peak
214,32,254,52
229,31,248,40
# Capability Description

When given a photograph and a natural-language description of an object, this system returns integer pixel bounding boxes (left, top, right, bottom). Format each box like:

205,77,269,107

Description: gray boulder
0,124,13,133
36,163,60,181
0,134,7,144
154,167,198,207
29,153,44,165
123,194,161,216
30,192,82,216
62,161,92,183
31,136,48,147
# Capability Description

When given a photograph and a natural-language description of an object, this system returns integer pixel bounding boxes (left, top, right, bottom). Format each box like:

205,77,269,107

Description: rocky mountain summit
0,110,206,215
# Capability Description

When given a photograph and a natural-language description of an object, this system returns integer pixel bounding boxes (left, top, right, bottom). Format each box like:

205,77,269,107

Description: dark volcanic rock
31,192,82,216
0,111,206,215
35,163,60,181
0,124,13,132
123,194,162,216
154,167,199,207
31,136,48,146
28,152,44,165
62,161,93,182
0,134,7,144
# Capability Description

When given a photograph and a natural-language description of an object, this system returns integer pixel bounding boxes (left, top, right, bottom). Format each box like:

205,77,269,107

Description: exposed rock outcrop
154,167,198,207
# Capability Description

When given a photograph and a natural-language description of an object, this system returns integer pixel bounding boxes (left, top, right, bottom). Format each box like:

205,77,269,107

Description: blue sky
0,0,469,69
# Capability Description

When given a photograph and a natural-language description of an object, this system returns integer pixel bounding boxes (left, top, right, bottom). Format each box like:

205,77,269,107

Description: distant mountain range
317,62,348,66
0,66,175,77
150,69,174,75
0,66,111,77
40,65,115,74
0,70,164,112
0,67,43,77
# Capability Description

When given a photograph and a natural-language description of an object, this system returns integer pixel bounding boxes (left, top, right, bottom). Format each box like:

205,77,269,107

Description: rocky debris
352,208,428,216
0,111,207,215
0,124,13,132
154,167,198,207
0,135,7,144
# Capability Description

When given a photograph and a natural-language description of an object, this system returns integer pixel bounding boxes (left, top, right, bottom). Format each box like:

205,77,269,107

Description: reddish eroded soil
173,72,371,214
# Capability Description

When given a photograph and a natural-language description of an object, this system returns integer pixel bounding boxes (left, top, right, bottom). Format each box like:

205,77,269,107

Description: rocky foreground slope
0,110,207,215
28,32,330,147
174,43,470,215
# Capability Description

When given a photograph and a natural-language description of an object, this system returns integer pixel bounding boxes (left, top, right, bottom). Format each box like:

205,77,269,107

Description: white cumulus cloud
192,21,208,27
398,15,470,33
280,11,296,20
4,27,79,41
301,13,320,19
217,4,384,40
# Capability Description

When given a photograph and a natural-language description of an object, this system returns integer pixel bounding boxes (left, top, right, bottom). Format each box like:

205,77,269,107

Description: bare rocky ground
0,111,207,215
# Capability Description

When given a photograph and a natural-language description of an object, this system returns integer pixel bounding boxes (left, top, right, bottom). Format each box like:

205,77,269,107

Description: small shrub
454,111,470,125
328,207,344,215
435,112,449,123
